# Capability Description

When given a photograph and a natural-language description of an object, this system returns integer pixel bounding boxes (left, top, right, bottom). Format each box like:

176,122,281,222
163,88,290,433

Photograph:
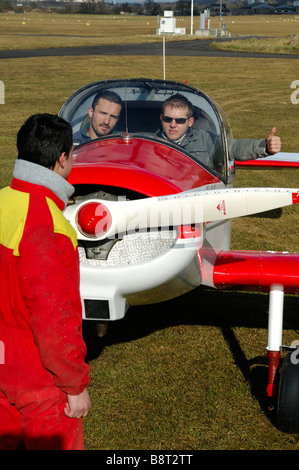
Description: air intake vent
84,299,110,319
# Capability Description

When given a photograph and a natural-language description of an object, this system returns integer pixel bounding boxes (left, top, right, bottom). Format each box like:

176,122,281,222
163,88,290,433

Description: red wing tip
292,193,299,204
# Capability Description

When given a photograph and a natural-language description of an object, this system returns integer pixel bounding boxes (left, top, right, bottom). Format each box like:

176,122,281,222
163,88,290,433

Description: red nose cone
77,202,112,238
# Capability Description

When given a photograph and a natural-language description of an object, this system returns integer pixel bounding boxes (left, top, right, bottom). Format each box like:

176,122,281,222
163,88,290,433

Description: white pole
190,0,194,35
267,285,284,352
163,36,166,80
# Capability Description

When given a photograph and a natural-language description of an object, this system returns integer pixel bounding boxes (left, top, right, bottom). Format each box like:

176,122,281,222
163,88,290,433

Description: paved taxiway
1,38,299,59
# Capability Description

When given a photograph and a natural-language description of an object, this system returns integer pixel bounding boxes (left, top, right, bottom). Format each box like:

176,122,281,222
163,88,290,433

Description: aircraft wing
213,250,299,294
235,152,299,169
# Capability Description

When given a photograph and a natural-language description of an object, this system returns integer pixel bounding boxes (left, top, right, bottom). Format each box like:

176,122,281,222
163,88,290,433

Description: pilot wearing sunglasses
157,93,217,168
160,109,194,143
157,93,281,169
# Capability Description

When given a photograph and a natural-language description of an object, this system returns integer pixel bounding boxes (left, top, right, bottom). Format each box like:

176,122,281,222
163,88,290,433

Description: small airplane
59,78,299,434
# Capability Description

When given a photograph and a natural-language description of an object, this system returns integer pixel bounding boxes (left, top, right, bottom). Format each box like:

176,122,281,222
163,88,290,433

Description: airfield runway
1,38,299,59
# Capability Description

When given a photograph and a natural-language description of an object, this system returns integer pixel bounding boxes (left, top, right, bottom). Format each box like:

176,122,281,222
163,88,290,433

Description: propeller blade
64,188,299,241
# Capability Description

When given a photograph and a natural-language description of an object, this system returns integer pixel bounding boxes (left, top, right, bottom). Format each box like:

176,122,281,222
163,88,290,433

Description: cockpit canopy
58,78,233,183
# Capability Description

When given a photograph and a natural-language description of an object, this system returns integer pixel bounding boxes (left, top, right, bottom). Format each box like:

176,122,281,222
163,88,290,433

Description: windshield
59,79,231,181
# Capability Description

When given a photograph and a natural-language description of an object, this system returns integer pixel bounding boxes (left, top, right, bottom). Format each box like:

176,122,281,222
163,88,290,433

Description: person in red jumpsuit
0,114,91,450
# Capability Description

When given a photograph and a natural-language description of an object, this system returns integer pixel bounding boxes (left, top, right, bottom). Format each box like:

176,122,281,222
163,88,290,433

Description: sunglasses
162,115,189,124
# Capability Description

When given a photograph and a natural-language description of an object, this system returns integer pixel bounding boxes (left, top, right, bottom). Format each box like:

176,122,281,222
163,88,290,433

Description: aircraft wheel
277,352,299,433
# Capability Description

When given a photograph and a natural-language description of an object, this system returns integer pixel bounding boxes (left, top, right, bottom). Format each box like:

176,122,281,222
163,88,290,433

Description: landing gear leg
96,321,108,337
266,285,299,433
266,285,284,397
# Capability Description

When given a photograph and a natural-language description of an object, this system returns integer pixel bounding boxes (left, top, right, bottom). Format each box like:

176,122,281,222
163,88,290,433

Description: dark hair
17,113,73,170
162,93,193,118
91,90,123,110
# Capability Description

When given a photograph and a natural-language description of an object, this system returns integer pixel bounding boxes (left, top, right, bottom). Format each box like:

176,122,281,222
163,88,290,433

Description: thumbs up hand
266,127,281,154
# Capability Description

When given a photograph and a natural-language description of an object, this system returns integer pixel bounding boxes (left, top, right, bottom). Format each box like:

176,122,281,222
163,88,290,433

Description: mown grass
1,13,299,450
0,12,196,50
0,12,299,50
222,14,299,36
212,36,299,55
211,15,299,54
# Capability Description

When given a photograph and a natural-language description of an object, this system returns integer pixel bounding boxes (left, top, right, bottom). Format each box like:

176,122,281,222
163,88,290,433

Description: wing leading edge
213,250,299,294
236,152,299,169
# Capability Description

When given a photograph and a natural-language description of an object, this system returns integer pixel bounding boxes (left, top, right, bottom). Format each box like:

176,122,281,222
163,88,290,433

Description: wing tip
292,193,299,204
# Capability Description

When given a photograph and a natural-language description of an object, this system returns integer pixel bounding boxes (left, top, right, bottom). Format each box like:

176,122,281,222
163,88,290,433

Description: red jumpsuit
0,178,90,450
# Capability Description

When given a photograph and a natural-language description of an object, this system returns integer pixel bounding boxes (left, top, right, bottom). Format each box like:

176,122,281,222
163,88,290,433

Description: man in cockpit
73,90,123,145
156,93,281,168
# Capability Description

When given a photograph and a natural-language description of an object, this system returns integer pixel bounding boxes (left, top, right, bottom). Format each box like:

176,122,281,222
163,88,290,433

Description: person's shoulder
73,127,91,146
185,127,202,141
47,198,78,248
191,127,215,142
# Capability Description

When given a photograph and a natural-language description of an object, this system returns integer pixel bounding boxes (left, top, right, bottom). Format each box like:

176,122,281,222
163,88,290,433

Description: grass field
1,12,299,451
0,12,299,49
